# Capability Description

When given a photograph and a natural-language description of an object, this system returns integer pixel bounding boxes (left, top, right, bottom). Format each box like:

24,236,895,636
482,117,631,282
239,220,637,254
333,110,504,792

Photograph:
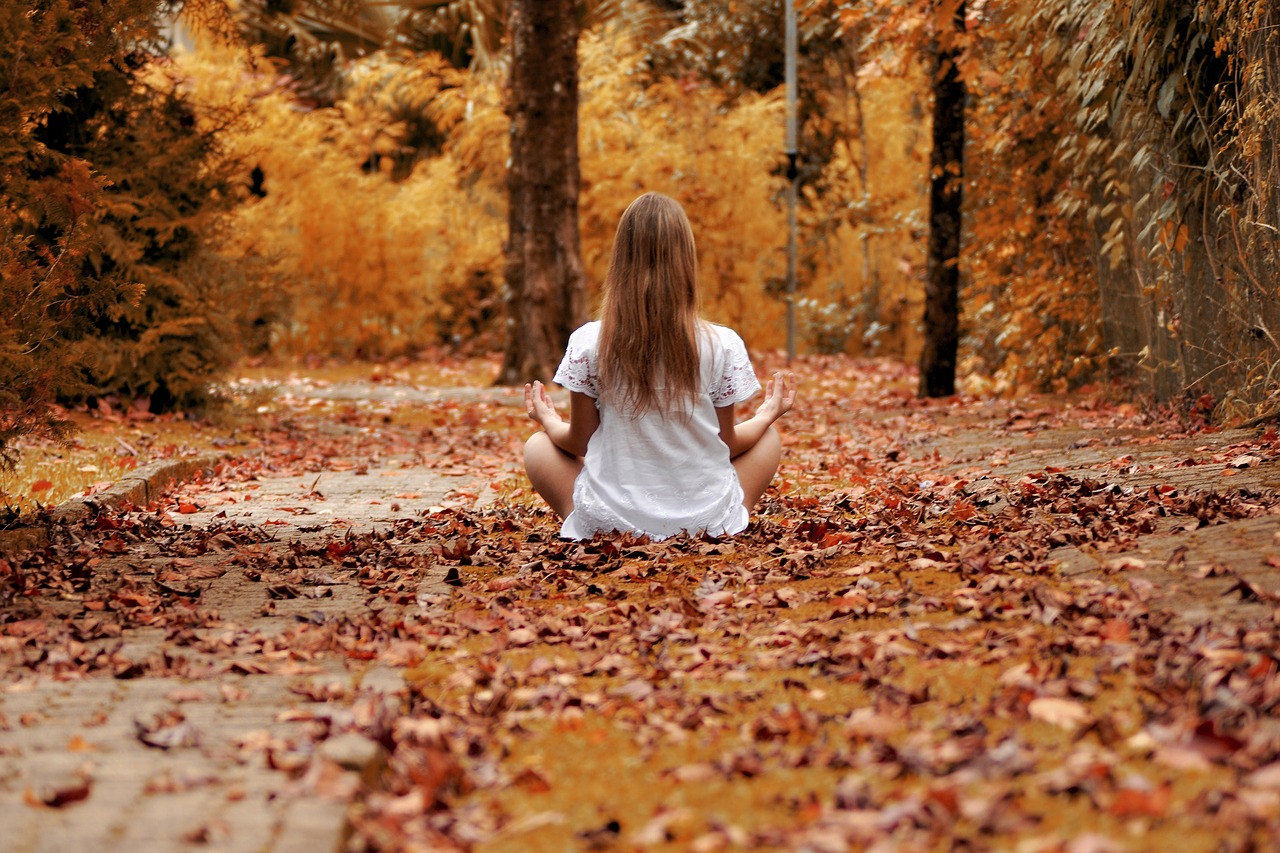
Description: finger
774,374,792,412
528,383,550,420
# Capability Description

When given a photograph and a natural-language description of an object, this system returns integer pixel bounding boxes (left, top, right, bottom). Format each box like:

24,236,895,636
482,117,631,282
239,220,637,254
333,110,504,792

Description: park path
908,403,1280,626
0,382,517,853
3,376,1280,851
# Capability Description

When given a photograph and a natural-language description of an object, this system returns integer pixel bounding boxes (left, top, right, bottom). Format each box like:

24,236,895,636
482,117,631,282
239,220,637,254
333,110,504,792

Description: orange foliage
177,22,927,360
959,6,1105,395
33,0,1279,410
176,42,506,358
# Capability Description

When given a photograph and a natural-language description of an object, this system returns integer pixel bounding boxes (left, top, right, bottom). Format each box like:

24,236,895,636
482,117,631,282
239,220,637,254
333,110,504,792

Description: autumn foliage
5,0,1280,470
963,0,1280,412
187,0,1280,407
0,0,262,469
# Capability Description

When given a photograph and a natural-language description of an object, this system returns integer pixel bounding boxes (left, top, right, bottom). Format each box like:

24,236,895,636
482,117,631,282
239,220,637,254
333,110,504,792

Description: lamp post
784,0,798,363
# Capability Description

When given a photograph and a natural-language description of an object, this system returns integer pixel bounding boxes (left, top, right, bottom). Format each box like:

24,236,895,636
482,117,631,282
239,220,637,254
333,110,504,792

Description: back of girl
523,192,796,540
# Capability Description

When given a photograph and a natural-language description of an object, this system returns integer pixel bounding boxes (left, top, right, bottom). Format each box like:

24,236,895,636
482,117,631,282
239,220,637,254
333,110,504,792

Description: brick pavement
913,415,1280,627
4,383,1280,851
0,456,467,853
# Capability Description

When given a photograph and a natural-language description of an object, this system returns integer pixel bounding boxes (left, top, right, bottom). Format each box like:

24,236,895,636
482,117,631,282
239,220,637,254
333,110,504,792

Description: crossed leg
523,426,783,521
523,431,581,519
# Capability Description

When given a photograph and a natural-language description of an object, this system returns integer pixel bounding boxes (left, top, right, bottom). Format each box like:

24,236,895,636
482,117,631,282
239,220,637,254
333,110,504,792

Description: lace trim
708,338,760,407
553,349,598,397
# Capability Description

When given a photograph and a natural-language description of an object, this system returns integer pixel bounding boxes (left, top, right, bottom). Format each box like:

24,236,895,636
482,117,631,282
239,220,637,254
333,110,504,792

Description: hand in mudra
524,381,562,429
756,372,797,424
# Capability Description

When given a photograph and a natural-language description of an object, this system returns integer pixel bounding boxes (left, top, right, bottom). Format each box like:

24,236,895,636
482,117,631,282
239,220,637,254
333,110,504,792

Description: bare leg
733,425,782,509
523,431,582,519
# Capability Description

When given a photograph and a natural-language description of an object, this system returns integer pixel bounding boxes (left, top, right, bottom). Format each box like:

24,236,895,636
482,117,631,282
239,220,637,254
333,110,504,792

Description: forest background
3,0,1280,472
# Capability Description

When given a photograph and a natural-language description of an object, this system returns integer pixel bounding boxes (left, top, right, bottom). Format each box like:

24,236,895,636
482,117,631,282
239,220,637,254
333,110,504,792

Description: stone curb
0,451,231,556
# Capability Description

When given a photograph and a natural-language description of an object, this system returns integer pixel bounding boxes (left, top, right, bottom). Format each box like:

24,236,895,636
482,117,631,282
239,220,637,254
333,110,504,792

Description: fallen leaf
25,777,92,808
1028,697,1093,733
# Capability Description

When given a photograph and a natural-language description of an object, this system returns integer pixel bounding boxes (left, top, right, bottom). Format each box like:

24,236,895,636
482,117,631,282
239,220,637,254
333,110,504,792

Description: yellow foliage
576,29,927,357
176,21,927,360
576,33,789,343
175,40,507,357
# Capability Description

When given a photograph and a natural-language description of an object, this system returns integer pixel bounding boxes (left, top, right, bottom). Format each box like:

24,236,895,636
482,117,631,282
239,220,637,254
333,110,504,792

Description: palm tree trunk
497,0,585,385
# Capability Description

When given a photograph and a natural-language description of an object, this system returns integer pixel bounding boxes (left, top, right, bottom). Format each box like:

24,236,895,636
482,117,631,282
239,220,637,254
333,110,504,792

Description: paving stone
320,732,386,781
916,418,1280,628
0,444,481,853
4,380,1276,851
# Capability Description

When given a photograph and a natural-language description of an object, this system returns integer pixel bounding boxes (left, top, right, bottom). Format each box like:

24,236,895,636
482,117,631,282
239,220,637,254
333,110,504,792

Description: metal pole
784,0,798,363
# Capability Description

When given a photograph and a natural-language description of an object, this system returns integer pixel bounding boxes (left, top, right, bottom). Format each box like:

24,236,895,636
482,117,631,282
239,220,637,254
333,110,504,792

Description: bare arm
717,372,797,458
525,381,600,458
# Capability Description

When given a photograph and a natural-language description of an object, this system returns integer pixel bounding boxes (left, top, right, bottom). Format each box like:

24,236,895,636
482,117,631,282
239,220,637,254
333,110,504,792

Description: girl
523,191,797,540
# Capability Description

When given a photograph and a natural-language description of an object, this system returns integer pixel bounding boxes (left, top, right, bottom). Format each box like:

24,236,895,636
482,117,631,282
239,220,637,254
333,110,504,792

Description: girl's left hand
524,381,562,428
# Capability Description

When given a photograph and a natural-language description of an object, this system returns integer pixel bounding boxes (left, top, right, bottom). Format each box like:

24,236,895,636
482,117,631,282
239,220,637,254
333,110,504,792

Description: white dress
552,321,762,540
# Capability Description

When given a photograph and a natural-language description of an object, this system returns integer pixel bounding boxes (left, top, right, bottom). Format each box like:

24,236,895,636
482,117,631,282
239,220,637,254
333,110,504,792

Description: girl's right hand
524,381,562,428
757,372,797,423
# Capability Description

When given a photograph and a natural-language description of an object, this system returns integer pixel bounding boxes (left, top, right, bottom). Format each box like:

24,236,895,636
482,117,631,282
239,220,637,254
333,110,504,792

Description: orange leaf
1109,783,1171,818
30,479,53,492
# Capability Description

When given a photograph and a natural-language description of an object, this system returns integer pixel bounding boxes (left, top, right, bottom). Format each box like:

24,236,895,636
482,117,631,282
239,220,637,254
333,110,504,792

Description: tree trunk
917,0,966,398
496,0,585,385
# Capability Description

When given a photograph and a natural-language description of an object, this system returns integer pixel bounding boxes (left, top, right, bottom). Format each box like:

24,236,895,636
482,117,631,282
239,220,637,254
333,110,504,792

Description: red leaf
1109,783,1171,818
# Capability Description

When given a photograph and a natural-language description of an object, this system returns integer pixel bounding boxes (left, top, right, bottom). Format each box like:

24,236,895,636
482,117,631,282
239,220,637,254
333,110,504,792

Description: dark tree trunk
497,0,585,385
917,0,966,398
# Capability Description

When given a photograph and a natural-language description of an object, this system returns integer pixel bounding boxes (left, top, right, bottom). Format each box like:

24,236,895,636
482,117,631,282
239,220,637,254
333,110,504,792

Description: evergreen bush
0,1,256,469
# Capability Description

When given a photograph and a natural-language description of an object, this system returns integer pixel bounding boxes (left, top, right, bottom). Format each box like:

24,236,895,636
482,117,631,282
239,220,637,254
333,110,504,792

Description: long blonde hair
598,192,702,416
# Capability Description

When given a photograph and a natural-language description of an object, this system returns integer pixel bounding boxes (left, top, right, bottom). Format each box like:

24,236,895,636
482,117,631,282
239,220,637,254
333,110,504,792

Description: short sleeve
553,323,600,398
709,327,761,407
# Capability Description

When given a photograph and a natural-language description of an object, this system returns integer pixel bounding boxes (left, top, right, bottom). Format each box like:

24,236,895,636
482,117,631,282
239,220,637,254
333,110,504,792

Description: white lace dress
552,321,762,540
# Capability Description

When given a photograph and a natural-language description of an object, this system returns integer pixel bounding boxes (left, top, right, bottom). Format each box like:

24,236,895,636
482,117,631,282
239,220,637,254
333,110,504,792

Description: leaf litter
3,356,1280,849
